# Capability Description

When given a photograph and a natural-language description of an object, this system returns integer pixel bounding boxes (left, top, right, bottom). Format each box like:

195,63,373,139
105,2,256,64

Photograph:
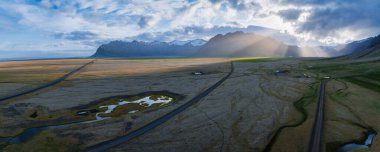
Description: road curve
308,79,328,152
86,62,234,152
0,60,95,102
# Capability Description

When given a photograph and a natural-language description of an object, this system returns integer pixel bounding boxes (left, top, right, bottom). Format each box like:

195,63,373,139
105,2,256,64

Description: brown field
0,59,92,97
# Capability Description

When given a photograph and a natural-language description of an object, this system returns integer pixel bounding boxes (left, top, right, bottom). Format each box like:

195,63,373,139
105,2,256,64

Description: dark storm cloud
53,31,98,40
296,0,380,37
278,9,302,21
127,25,298,44
128,25,278,41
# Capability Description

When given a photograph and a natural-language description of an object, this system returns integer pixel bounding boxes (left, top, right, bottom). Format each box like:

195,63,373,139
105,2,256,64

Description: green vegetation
307,60,380,93
329,90,349,101
307,62,349,73
345,77,380,92
264,82,320,152
308,61,380,76
361,71,380,81
327,79,350,102
0,142,9,150
0,93,177,137
324,79,380,152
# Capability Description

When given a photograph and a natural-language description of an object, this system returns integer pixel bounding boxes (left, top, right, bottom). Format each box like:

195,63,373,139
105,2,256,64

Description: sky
1,0,380,59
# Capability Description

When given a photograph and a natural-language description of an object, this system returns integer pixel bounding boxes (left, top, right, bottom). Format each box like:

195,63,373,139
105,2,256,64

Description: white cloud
0,0,379,55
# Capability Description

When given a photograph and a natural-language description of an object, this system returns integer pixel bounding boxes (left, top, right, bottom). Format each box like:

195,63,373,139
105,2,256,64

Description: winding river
0,94,174,144
337,130,377,152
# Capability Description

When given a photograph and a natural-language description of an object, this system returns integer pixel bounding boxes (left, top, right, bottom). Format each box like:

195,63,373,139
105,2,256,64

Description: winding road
308,79,328,152
0,60,95,102
86,62,234,152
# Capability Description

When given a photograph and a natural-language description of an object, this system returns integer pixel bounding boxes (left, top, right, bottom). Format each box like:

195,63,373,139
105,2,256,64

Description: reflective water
95,95,173,120
0,94,174,144
337,130,376,152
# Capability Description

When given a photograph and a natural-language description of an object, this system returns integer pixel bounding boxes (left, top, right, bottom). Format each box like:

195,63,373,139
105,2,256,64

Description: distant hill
335,38,375,55
196,31,332,57
168,39,206,46
335,34,380,60
196,31,288,57
91,32,339,58
91,39,206,58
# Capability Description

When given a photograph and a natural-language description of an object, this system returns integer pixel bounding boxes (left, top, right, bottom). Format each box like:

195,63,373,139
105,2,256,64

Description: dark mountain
91,32,339,58
196,31,288,57
335,38,374,55
335,34,380,60
169,39,206,46
196,31,332,57
91,40,204,58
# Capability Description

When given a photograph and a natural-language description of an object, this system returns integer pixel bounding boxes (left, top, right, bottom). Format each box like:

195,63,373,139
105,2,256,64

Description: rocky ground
0,59,230,145
306,59,380,152
1,58,377,152
110,60,315,152
324,80,380,152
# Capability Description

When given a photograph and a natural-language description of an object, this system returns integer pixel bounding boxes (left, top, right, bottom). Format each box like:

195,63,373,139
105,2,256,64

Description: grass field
304,59,380,151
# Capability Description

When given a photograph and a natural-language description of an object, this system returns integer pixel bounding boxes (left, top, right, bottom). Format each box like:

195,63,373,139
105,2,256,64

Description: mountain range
91,39,206,58
91,31,380,58
195,31,291,57
335,34,380,60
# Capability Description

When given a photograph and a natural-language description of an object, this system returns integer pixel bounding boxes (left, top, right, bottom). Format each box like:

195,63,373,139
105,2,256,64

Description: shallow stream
337,130,376,152
0,94,174,144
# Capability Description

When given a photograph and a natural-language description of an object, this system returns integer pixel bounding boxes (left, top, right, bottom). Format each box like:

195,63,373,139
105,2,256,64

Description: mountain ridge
91,31,367,58
91,39,204,58
333,34,380,60
196,31,294,57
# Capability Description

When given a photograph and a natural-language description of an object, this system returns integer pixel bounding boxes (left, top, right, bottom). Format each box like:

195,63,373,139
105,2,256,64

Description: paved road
308,79,328,152
86,62,234,152
0,60,95,102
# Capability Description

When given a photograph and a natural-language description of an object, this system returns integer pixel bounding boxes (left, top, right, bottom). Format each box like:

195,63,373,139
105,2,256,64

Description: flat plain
0,58,378,152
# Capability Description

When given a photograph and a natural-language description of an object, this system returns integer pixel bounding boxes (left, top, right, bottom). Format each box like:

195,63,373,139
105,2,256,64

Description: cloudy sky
1,0,379,58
